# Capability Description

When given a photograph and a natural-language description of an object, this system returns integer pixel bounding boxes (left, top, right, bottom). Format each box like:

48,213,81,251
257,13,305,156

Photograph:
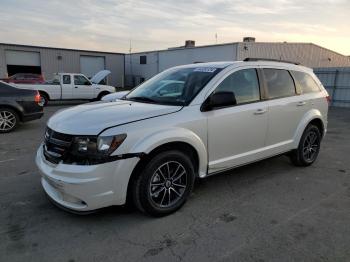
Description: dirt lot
1,104,350,262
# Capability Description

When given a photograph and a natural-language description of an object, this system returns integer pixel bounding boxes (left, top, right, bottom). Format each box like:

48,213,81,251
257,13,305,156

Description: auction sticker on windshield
193,67,217,73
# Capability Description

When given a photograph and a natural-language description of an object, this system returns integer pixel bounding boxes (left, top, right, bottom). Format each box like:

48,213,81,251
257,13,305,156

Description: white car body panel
36,61,329,211
101,91,130,102
15,71,115,101
48,100,182,135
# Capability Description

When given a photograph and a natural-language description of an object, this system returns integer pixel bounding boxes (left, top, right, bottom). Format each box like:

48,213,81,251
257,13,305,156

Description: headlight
71,134,127,164
97,134,127,154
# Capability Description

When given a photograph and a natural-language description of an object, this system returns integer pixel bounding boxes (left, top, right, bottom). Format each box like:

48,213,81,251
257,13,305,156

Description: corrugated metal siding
124,42,350,86
159,44,237,71
125,52,159,80
314,67,350,108
236,43,350,68
125,44,237,82
0,44,124,86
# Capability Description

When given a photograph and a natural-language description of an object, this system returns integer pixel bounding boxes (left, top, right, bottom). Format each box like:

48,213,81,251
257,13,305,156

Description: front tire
97,92,110,101
290,124,322,166
0,108,19,133
132,150,195,216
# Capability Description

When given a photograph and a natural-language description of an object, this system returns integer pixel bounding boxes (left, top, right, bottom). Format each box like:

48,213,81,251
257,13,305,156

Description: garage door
5,50,41,76
6,50,41,66
80,56,105,79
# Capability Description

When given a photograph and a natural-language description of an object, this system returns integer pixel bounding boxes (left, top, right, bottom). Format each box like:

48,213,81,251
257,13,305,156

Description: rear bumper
36,145,139,212
22,111,44,122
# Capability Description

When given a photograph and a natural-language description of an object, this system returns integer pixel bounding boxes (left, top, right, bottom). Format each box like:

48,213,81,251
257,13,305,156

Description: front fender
292,109,325,148
129,127,208,177
96,85,115,93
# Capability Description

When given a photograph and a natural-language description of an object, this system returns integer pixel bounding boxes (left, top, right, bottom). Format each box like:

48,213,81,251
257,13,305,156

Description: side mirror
85,81,92,86
201,91,237,111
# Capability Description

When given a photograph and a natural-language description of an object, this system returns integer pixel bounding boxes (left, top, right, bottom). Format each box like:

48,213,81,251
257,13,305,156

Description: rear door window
63,75,71,84
263,69,296,99
292,71,321,93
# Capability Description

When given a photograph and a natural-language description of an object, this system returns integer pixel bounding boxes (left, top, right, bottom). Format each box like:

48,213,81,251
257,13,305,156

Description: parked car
15,70,116,106
0,81,43,133
36,60,329,216
1,73,45,84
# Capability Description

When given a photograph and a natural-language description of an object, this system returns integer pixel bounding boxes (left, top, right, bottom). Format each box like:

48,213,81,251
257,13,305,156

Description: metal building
0,43,125,87
125,38,350,86
314,67,350,108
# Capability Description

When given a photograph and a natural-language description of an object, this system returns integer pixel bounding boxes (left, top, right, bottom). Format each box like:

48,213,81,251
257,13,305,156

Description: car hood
90,70,111,84
48,100,182,135
101,91,130,101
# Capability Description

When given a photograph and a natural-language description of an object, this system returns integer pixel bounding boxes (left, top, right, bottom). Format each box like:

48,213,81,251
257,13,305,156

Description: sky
0,0,349,55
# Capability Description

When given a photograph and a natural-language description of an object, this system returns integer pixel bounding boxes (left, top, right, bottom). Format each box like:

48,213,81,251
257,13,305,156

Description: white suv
36,60,329,216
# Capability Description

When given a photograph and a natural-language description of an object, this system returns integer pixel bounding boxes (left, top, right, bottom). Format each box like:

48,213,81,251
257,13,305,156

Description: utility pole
215,33,218,44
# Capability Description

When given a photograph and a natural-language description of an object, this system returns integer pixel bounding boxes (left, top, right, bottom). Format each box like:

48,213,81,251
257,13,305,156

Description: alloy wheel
0,110,16,132
149,161,187,208
302,130,320,162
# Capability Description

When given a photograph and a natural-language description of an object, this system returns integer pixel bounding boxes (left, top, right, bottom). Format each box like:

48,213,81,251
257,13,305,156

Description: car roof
174,61,313,73
176,61,237,69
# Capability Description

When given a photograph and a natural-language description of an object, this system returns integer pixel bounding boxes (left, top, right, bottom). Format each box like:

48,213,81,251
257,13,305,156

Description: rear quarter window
263,69,296,99
63,75,71,84
292,71,321,94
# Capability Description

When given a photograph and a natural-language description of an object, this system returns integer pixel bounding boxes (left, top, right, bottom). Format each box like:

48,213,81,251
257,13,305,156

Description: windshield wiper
127,96,157,103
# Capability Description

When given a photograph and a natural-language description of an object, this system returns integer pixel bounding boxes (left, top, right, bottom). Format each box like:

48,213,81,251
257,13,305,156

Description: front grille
43,128,74,164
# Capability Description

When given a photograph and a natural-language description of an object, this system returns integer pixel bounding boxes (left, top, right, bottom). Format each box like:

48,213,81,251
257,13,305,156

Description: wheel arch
97,91,110,100
38,90,50,100
0,104,23,121
127,128,208,177
308,118,325,137
293,109,326,148
125,140,202,207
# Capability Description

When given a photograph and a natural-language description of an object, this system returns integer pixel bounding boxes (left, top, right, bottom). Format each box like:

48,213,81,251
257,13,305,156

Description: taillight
35,91,41,104
325,95,331,105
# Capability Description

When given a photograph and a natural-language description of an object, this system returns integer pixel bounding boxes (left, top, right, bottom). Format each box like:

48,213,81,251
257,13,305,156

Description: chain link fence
314,67,350,108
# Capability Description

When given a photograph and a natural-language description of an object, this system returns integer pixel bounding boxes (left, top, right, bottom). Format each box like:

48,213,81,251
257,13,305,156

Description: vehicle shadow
47,154,294,221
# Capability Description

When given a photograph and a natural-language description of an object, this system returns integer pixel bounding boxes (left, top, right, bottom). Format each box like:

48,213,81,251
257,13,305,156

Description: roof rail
243,58,300,65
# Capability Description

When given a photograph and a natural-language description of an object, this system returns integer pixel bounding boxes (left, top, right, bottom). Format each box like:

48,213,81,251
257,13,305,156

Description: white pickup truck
15,70,116,105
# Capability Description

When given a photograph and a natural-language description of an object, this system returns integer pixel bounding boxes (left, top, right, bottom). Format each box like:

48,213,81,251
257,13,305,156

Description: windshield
125,66,222,106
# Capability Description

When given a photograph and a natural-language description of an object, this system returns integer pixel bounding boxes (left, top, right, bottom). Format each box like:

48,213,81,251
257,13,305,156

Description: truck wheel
40,93,49,106
132,150,195,216
0,108,19,133
97,92,110,101
290,124,322,166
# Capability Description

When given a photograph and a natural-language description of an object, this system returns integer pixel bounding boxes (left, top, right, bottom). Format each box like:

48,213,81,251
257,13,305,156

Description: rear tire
290,124,322,166
132,150,195,217
0,108,19,133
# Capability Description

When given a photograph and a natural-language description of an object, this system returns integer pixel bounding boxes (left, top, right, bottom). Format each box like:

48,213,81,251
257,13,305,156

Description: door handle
297,101,306,106
254,109,267,115
75,86,78,88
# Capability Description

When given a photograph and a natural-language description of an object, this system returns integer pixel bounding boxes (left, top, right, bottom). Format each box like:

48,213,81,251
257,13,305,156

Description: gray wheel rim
149,161,187,208
0,110,16,131
39,96,46,106
302,130,319,162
